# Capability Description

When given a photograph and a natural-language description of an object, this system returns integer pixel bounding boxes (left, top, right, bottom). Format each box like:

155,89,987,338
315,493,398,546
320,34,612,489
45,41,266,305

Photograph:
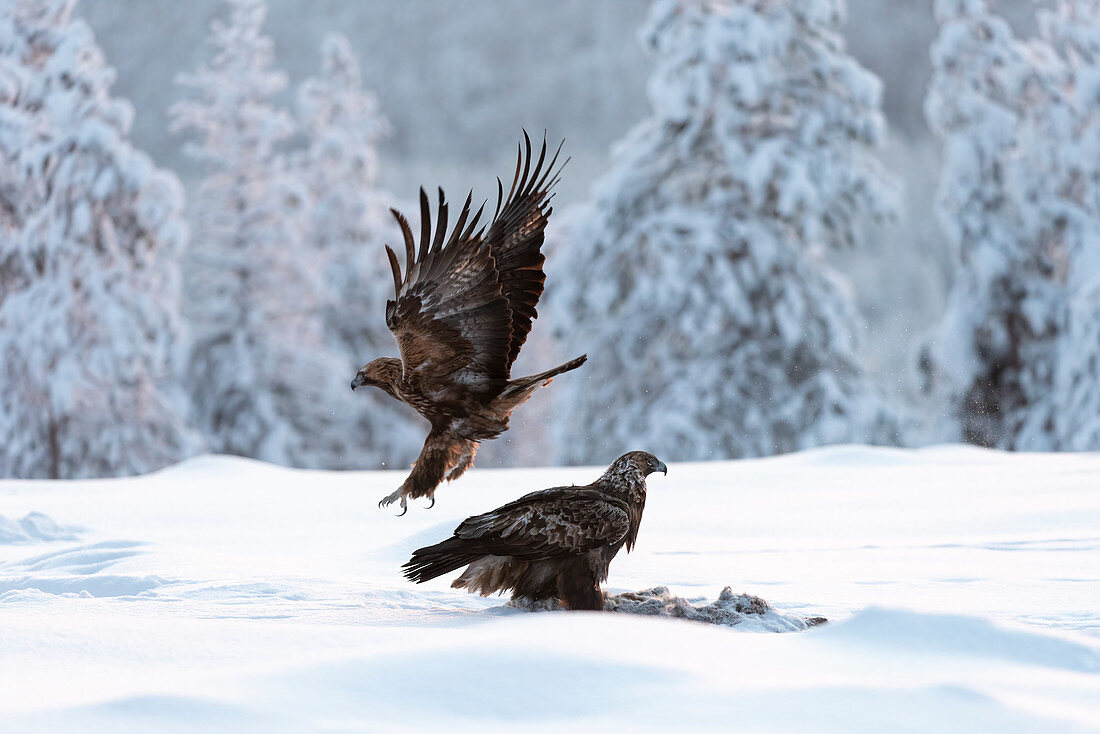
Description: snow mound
509,586,824,632
2,447,1099,731
823,607,1100,672
0,574,163,598
0,539,160,598
0,512,81,544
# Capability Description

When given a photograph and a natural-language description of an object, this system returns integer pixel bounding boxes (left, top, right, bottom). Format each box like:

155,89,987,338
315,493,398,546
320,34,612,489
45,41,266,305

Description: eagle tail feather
403,537,484,584
497,354,587,409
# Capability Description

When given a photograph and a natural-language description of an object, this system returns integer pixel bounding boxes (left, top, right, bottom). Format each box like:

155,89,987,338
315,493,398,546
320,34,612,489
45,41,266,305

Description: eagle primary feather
403,451,667,610
351,132,586,513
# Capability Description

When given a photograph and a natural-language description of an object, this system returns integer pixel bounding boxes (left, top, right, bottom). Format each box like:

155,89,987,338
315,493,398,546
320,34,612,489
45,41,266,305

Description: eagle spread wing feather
384,190,511,396
384,132,565,394
484,131,566,368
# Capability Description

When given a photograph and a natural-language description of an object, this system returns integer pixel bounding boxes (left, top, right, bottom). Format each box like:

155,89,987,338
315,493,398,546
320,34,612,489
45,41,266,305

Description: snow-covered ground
1,445,1098,732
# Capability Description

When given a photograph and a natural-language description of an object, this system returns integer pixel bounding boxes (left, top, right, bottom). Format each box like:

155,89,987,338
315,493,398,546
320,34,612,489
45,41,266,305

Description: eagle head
351,357,403,396
613,450,668,478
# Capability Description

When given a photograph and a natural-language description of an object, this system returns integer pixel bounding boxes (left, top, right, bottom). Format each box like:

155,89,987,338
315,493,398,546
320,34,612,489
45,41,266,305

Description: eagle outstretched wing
383,132,566,400
384,189,512,400
483,131,566,368
453,488,630,559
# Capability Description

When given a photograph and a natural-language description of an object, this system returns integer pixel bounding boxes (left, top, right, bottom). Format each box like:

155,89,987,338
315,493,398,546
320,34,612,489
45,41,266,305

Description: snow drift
1,446,1098,732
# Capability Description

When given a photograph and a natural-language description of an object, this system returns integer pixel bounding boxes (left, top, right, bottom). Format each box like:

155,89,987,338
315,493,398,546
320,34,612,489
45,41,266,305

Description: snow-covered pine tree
546,0,900,464
294,32,422,468
1038,0,1100,449
172,0,352,468
920,0,1072,449
0,0,197,478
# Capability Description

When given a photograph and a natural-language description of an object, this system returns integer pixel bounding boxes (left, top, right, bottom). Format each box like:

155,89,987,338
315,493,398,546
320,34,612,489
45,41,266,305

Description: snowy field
1,446,1099,733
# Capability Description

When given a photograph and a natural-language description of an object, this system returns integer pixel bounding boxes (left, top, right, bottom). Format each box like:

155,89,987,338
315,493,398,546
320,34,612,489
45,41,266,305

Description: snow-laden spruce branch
920,0,1100,450
546,0,902,463
0,0,197,478
171,0,422,469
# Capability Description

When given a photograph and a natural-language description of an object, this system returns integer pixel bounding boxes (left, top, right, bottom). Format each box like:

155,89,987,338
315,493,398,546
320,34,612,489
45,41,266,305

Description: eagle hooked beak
657,460,668,476
350,375,366,391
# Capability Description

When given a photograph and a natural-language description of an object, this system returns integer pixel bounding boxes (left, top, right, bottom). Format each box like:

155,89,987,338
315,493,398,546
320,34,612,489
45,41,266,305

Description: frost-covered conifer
294,32,422,468
172,0,352,468
1038,0,1100,449
0,0,196,478
547,0,900,464
920,0,1072,449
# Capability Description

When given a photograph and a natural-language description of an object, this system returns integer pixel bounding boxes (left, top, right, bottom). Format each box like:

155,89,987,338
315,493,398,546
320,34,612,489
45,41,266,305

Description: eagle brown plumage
351,132,586,513
402,451,667,610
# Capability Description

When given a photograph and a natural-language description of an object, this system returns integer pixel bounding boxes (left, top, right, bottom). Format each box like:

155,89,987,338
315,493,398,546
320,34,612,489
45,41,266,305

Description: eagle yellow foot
378,489,408,516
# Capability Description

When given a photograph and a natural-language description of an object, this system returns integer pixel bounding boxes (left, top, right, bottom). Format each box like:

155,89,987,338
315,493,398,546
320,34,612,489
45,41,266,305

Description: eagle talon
425,496,436,509
379,488,408,516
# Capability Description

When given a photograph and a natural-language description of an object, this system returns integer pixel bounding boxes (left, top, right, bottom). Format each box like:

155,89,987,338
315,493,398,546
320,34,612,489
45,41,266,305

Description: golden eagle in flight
352,133,586,513
403,451,666,610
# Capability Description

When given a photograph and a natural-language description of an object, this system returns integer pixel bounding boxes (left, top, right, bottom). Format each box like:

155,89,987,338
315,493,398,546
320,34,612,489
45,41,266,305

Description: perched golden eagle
403,451,666,610
351,133,586,513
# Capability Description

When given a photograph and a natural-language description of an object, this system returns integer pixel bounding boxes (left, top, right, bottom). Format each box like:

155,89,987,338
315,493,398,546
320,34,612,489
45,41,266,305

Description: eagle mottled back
402,451,667,610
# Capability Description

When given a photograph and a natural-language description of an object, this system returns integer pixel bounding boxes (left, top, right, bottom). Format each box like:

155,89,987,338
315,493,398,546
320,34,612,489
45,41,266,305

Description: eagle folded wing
454,489,630,559
384,189,512,398
484,131,566,368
